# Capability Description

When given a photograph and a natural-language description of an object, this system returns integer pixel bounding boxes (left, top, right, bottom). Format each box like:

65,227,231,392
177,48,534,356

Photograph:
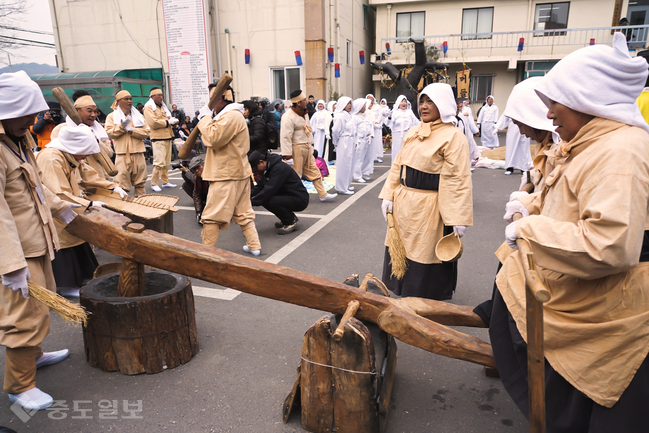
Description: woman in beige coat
493,33,649,431
379,83,473,300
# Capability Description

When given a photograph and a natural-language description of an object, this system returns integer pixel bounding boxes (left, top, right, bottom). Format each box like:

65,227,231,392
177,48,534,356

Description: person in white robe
388,95,419,163
477,95,499,148
332,97,355,194
309,100,329,158
494,115,532,175
461,99,481,161
366,94,384,163
352,98,371,183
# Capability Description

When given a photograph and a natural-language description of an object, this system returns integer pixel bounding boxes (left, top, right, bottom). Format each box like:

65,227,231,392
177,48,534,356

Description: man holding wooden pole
195,83,262,256
0,71,80,411
143,87,178,192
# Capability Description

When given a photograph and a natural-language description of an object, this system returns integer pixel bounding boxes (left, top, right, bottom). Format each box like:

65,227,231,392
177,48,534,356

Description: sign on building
456,68,471,99
162,0,212,114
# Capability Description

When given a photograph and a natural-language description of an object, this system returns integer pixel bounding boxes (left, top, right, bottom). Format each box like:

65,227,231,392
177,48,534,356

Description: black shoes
277,217,299,234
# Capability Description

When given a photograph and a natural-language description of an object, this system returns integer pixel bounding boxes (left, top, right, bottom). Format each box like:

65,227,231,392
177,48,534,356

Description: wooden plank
527,284,545,433
67,208,496,368
301,316,334,432
331,318,378,433
378,336,398,433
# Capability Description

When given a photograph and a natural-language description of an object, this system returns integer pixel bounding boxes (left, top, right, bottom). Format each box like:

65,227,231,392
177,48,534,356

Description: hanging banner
162,0,212,114
456,68,471,99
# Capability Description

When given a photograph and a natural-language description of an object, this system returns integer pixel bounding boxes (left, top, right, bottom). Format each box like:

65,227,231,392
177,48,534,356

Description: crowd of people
4,31,649,433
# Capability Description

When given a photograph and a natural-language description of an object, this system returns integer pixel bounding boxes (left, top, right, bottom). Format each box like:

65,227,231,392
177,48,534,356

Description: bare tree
0,0,28,50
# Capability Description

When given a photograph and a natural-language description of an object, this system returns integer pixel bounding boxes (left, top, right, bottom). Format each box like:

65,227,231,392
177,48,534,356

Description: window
271,67,301,100
469,74,494,103
462,8,493,40
534,2,570,36
346,40,351,66
396,12,425,39
524,60,558,79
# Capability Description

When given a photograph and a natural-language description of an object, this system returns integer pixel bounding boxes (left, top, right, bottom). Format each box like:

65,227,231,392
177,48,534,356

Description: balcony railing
379,25,649,62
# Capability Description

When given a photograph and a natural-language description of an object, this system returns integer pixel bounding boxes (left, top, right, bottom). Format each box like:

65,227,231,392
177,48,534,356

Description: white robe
332,111,355,192
461,105,480,160
310,103,330,159
495,115,532,171
354,112,373,179
477,102,499,148
389,108,419,164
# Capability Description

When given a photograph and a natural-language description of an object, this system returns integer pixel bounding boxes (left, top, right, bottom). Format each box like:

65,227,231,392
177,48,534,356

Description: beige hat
111,90,132,109
73,95,96,108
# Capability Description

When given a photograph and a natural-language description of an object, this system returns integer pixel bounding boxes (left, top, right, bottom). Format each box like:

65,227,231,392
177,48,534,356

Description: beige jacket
197,109,252,181
280,108,314,157
497,118,649,407
144,104,174,140
36,147,115,249
0,122,68,275
105,111,150,154
379,120,473,263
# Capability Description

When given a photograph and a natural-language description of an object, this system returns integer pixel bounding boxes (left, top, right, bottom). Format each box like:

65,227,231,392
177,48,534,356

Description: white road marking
175,206,326,219
264,171,389,265
192,285,241,300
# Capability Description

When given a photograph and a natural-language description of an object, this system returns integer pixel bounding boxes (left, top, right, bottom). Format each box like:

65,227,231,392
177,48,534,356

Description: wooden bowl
435,233,464,262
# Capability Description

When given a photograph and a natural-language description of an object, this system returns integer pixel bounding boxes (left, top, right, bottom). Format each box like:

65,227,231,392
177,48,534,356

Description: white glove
453,225,466,238
112,186,128,199
284,158,294,166
506,221,519,249
120,115,131,127
509,190,529,202
168,117,179,125
504,200,530,223
381,199,393,221
124,124,133,132
2,267,31,299
56,203,82,225
198,105,212,120
90,201,106,208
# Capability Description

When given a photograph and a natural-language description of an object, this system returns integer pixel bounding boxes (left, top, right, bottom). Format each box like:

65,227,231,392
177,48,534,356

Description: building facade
369,0,649,109
47,0,376,113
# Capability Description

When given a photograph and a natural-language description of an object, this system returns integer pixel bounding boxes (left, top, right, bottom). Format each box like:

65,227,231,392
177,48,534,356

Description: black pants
490,290,649,432
263,195,308,225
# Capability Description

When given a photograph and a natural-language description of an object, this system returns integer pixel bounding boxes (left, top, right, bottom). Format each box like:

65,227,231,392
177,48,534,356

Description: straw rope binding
28,281,89,326
386,213,407,280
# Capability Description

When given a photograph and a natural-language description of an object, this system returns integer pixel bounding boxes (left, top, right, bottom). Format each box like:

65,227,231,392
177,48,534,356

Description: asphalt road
1,136,533,433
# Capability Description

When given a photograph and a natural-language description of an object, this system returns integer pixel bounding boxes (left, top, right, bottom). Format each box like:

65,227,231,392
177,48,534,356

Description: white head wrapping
503,77,555,133
335,96,352,113
47,124,100,156
365,94,375,102
485,95,495,105
534,32,649,133
393,95,408,115
351,98,368,115
380,98,387,106
326,101,336,112
0,71,49,120
316,100,326,112
418,83,458,125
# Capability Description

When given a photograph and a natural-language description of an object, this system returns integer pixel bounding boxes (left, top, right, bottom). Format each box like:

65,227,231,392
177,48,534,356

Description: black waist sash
640,231,649,262
400,165,440,191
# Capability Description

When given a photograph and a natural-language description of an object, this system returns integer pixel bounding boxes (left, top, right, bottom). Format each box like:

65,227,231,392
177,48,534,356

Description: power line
0,35,56,47
0,25,54,36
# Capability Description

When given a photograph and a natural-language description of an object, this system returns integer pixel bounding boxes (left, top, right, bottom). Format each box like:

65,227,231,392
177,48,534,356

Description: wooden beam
66,208,496,368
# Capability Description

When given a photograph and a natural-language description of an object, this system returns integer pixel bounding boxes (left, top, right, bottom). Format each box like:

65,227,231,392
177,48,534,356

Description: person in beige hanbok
379,83,473,300
493,33,649,431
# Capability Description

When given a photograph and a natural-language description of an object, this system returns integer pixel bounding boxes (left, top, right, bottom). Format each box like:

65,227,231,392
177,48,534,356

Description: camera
171,163,182,170
50,110,63,124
